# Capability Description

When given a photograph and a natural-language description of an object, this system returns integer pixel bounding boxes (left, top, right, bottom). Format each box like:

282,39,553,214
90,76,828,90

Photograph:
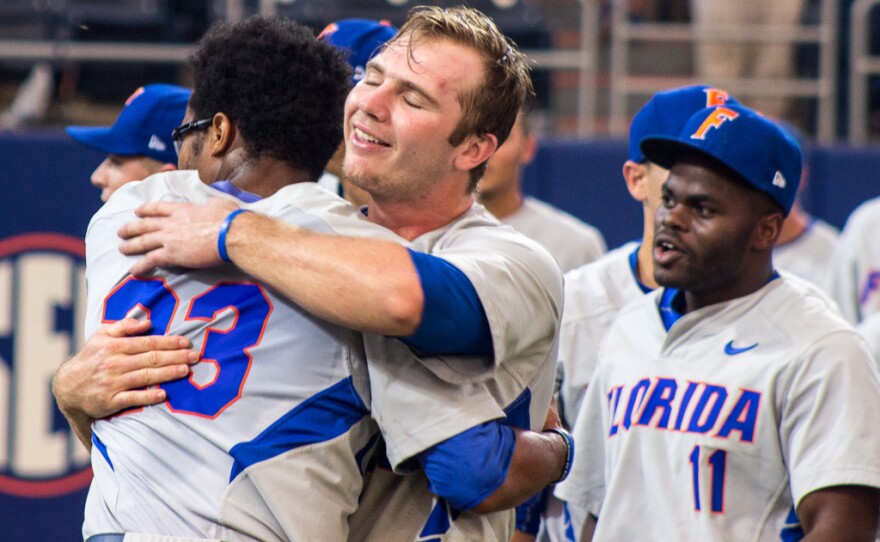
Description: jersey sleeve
416,420,516,510
781,330,880,506
401,249,493,356
553,359,608,517
421,224,564,381
364,333,506,469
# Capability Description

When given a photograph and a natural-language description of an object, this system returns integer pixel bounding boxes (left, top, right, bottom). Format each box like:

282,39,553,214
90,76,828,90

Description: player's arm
118,200,493,353
416,401,571,515
52,318,198,450
796,485,879,541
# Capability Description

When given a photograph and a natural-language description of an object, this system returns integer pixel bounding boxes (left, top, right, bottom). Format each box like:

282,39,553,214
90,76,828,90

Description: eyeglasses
171,118,212,155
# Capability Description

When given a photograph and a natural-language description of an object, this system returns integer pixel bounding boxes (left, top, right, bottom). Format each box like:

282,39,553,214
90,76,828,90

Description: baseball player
476,103,606,272
55,8,570,541
67,83,189,202
824,195,880,324
559,85,739,427
541,85,738,542
316,18,397,206
555,104,880,541
72,17,382,542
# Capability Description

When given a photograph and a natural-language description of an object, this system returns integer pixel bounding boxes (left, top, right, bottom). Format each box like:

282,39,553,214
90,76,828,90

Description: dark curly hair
188,16,352,179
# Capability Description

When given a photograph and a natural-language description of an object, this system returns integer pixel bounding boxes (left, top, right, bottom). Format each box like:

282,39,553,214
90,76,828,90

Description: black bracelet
544,426,575,484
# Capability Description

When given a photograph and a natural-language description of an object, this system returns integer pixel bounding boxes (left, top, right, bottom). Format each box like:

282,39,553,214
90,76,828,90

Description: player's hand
118,198,239,275
52,318,199,420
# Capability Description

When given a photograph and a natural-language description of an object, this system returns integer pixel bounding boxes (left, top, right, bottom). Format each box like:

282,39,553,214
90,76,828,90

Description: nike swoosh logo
724,340,758,356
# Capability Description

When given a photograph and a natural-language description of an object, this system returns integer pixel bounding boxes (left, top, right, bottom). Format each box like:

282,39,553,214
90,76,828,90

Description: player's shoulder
416,203,556,263
594,286,666,363
520,197,604,241
89,170,209,227
842,196,880,233
563,242,643,318
808,218,840,243
756,276,856,348
251,182,403,242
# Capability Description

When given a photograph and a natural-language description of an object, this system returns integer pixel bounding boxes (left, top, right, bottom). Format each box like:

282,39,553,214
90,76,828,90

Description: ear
623,160,648,201
752,212,784,251
453,133,498,173
519,133,538,166
208,112,236,157
158,162,177,173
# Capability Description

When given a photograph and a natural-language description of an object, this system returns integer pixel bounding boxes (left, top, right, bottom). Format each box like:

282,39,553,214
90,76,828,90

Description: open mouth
653,236,684,266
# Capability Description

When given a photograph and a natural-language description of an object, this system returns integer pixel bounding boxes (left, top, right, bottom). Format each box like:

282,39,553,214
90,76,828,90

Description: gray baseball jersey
558,242,642,425
83,172,402,541
824,196,880,323
352,205,564,541
499,197,606,273
555,276,880,541
857,312,880,364
773,218,838,288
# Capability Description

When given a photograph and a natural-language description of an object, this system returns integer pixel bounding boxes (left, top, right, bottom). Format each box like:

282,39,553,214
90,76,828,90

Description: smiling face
652,153,780,307
341,36,487,203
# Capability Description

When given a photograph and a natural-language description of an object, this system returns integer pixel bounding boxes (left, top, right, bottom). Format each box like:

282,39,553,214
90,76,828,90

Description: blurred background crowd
2,0,880,142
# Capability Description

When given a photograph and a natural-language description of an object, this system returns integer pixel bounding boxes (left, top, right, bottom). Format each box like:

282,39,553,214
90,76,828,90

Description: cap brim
640,136,705,171
66,125,136,156
641,135,759,199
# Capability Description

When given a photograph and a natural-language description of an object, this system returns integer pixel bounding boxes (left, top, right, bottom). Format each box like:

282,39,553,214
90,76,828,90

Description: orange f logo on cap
690,107,740,140
703,88,731,107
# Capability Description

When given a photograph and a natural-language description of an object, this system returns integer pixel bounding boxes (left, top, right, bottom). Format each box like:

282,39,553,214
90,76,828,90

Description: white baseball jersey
350,204,564,541
558,242,643,425
555,276,880,541
857,312,880,365
83,171,403,541
500,197,606,273
824,196,880,324
773,218,838,288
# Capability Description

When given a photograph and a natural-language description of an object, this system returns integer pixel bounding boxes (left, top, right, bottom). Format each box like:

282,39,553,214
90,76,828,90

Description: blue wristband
217,209,251,263
544,427,575,484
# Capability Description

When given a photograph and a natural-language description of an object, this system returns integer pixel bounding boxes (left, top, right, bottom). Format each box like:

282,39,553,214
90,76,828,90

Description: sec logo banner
0,233,91,497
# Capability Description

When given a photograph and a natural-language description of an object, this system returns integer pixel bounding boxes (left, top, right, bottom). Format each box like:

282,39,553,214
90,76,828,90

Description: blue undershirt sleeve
416,420,516,510
401,248,493,356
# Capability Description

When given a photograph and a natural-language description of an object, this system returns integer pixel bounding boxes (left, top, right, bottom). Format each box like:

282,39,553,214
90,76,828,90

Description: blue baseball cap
641,104,803,215
629,85,739,163
319,19,398,83
66,84,190,165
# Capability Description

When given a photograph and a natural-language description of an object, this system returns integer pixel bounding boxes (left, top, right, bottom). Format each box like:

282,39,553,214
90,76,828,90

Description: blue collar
657,271,782,331
628,243,654,294
210,180,261,203
657,288,685,331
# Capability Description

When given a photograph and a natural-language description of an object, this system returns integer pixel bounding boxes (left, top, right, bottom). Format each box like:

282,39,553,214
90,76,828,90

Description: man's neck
222,156,312,198
682,263,775,314
477,184,523,220
368,191,475,241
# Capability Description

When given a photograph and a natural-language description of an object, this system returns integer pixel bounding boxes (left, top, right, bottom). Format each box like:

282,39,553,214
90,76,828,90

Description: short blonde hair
393,6,534,188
